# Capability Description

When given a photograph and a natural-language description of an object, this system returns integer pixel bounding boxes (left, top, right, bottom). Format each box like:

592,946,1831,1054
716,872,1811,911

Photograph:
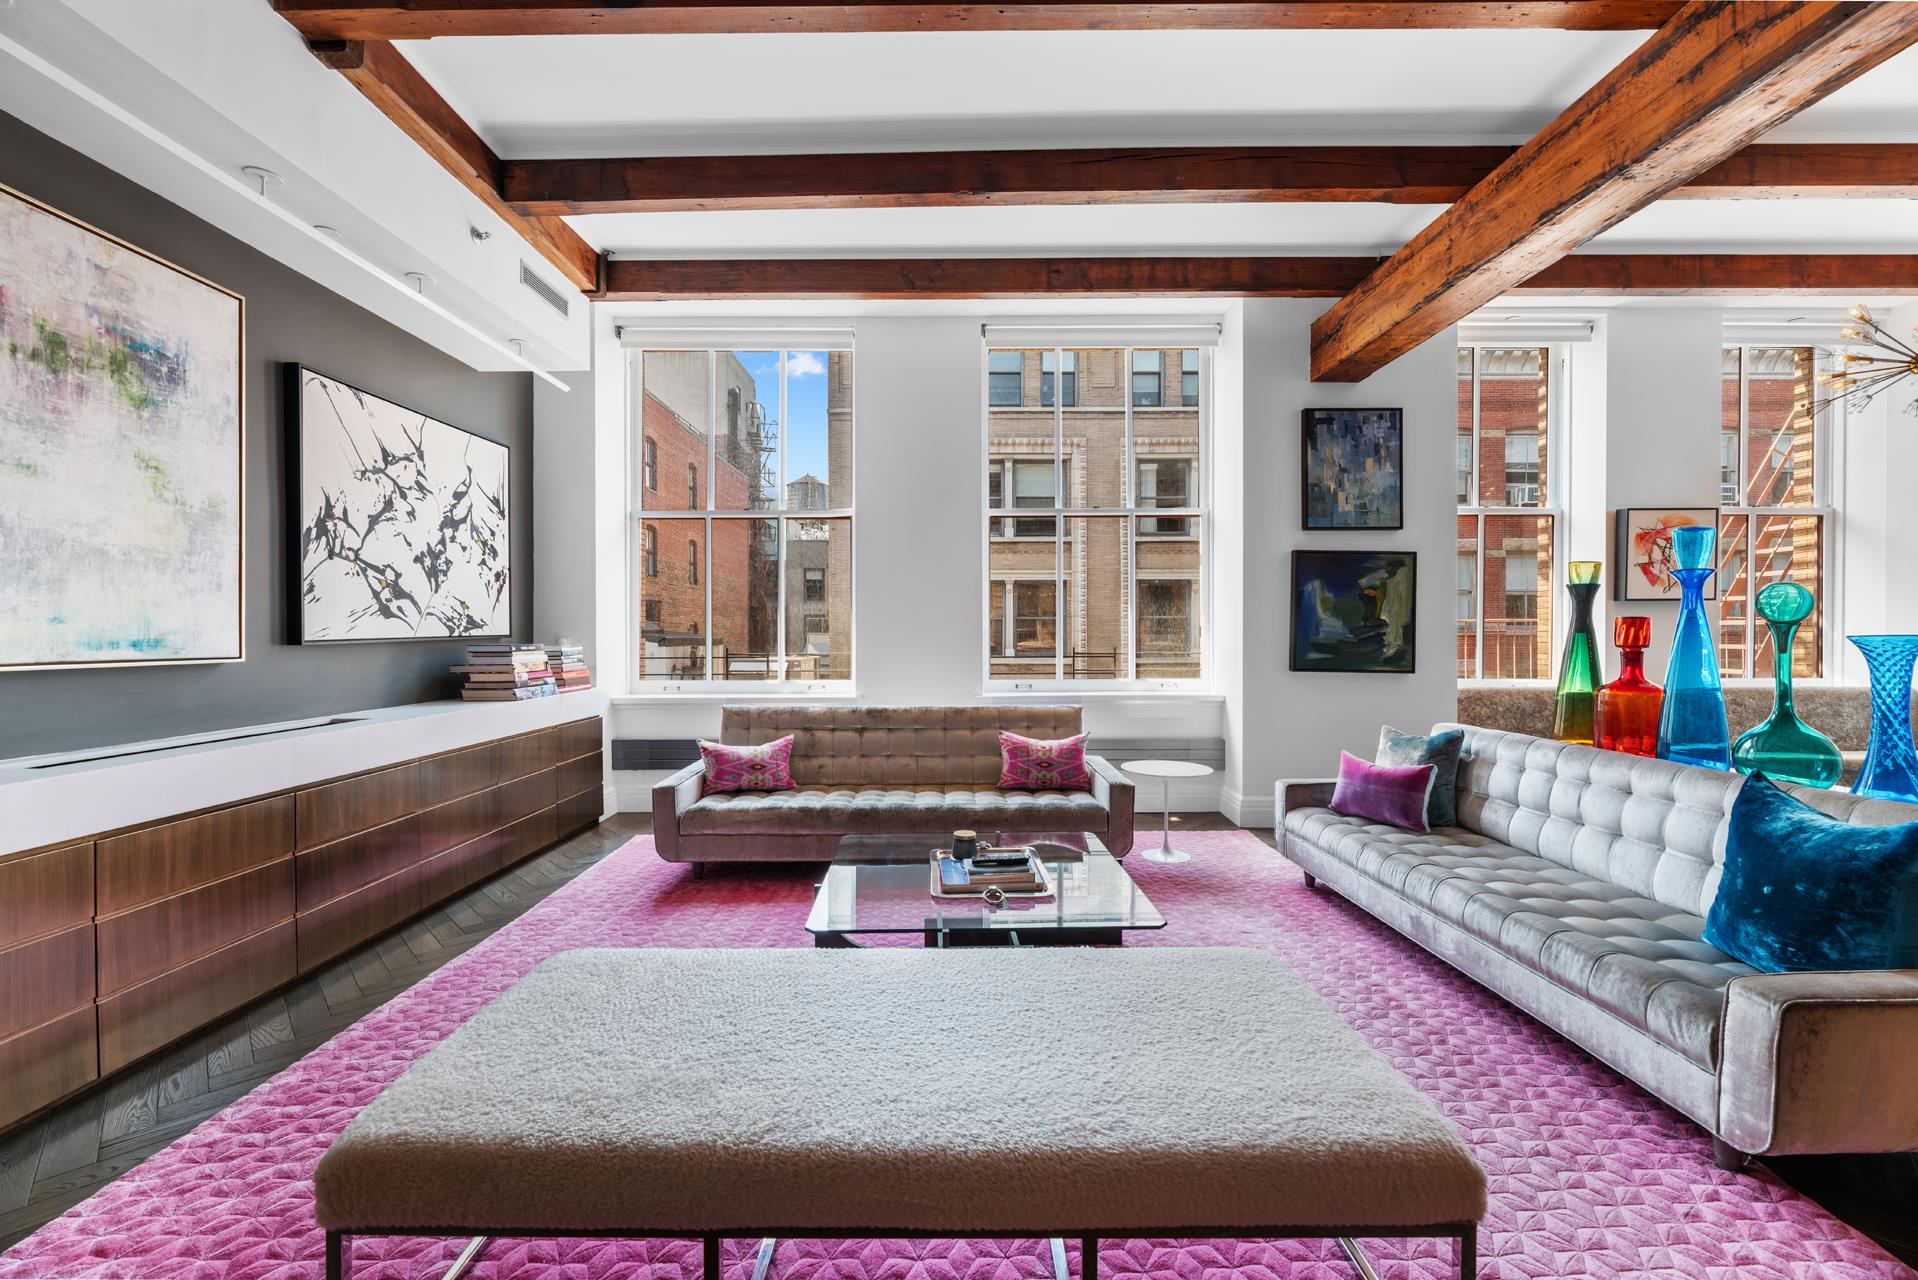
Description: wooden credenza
0,714,603,1130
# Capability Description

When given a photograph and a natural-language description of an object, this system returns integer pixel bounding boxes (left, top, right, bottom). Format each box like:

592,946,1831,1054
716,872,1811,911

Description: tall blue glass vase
1849,635,1918,803
1656,525,1731,770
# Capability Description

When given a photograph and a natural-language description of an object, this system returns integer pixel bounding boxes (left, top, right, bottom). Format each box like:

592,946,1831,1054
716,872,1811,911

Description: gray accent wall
0,110,535,759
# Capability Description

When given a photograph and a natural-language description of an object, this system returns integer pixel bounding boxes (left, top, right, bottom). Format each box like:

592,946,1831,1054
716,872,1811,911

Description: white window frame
980,341,1211,692
1719,344,1839,682
628,344,856,694
1457,342,1570,685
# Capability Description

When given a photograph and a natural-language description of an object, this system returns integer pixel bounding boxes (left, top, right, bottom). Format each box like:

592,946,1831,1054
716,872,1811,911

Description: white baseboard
601,781,619,821
1222,785,1276,828
613,774,653,812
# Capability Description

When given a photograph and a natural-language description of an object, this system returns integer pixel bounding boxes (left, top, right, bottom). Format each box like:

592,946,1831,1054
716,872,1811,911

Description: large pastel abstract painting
292,365,509,642
0,184,244,670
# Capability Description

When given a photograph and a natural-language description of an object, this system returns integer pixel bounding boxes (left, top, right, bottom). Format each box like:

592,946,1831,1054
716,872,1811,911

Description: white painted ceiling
399,31,1918,259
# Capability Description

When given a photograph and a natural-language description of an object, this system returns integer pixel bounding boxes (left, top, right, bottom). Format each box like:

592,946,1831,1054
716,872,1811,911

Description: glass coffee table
805,831,1165,948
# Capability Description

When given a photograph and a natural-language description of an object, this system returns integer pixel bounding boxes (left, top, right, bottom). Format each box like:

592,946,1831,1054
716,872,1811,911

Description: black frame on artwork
1613,506,1720,603
1299,406,1404,532
1289,548,1419,674
283,362,513,645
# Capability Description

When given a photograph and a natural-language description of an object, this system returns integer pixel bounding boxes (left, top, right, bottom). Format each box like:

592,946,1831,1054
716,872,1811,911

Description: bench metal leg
1461,1225,1476,1280
1082,1237,1098,1280
1336,1238,1380,1280
326,1231,348,1280
440,1236,491,1280
704,1234,722,1280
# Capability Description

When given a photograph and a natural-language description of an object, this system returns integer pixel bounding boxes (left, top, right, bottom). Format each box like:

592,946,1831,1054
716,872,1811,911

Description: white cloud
787,351,826,379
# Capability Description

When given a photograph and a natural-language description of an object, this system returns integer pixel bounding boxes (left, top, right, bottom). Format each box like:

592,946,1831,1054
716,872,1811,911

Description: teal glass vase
1552,561,1603,744
1656,525,1732,770
1849,635,1918,803
1731,583,1841,787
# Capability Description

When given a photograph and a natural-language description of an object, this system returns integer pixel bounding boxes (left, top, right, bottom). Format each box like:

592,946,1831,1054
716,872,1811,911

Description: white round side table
1119,759,1215,864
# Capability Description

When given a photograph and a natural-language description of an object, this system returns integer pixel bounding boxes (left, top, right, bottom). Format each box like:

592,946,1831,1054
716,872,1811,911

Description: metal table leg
1336,1238,1380,1280
751,1237,777,1280
439,1236,491,1280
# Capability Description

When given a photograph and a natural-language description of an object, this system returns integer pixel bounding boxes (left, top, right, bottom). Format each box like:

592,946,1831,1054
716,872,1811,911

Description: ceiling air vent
519,260,570,318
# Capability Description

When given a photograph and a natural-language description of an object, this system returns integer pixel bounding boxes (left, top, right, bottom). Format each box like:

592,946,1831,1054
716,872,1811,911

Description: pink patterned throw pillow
699,735,796,795
1328,750,1436,834
998,730,1092,792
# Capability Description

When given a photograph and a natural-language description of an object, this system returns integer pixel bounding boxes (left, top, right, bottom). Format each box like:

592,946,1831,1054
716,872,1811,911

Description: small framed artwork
1616,507,1718,601
1291,549,1417,673
1301,407,1403,530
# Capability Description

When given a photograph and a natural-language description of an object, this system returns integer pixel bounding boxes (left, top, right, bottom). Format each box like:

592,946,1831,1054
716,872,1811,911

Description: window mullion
705,357,717,683
1125,348,1138,683
775,351,788,685
1054,347,1065,683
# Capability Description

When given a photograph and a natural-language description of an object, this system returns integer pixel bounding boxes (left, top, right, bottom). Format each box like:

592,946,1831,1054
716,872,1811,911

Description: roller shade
982,321,1221,349
618,326,855,349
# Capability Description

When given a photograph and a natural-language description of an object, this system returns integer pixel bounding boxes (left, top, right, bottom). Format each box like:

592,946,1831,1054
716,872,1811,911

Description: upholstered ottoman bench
315,948,1486,1279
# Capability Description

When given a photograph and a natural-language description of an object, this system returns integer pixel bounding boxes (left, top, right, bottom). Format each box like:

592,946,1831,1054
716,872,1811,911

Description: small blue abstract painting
1301,407,1403,530
1291,549,1417,673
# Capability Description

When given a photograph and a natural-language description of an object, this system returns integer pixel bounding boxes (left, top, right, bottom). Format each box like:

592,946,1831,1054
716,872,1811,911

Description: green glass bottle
1552,560,1603,745
1732,582,1842,787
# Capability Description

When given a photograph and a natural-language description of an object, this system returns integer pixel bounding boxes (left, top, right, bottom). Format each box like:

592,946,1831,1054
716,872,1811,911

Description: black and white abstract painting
290,365,509,642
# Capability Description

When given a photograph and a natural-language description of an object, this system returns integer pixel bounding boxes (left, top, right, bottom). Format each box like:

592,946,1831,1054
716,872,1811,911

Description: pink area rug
2,831,1910,1280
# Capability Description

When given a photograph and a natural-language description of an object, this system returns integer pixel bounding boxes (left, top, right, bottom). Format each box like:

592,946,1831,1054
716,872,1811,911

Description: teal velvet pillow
1376,725,1464,828
1704,773,1918,973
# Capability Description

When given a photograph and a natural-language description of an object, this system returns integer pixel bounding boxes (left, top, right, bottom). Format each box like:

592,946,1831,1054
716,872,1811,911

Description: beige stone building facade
986,346,1203,681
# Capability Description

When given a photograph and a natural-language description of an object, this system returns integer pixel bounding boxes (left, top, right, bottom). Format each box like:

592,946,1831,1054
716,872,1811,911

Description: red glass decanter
1594,615,1663,757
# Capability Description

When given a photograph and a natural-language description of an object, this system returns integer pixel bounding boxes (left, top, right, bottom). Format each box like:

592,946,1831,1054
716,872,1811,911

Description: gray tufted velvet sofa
1277,724,1918,1169
653,706,1135,867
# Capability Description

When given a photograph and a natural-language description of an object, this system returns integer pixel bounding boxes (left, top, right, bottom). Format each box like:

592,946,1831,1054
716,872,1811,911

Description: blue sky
740,350,830,486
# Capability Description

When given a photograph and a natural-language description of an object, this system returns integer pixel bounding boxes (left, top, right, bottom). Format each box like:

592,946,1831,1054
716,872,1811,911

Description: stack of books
454,644,556,701
934,847,1048,896
546,644,592,694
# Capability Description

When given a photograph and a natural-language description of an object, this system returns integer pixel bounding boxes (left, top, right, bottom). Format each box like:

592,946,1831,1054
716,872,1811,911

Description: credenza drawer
496,728,558,783
296,865,422,973
418,743,499,810
496,768,556,828
0,923,94,1043
96,794,295,915
296,815,420,913
97,921,295,1075
499,806,557,869
557,782,602,837
298,762,419,850
97,860,294,997
0,842,93,951
555,751,603,805
418,787,499,862
415,832,503,908
0,1005,97,1131
558,716,601,762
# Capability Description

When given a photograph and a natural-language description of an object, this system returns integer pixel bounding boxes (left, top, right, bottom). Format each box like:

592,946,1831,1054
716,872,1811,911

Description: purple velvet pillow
998,730,1092,792
699,735,796,795
1328,750,1436,833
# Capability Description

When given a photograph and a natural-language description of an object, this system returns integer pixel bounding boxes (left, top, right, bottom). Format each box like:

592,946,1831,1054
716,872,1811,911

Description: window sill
980,689,1221,704
611,689,860,706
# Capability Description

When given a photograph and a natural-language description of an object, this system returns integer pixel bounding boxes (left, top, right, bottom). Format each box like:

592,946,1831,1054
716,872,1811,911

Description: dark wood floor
0,811,1910,1264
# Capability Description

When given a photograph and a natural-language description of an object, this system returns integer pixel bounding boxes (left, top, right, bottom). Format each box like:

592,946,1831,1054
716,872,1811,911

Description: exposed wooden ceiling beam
504,142,1918,215
275,2,1684,38
599,254,1918,300
309,37,601,293
1308,1,1918,382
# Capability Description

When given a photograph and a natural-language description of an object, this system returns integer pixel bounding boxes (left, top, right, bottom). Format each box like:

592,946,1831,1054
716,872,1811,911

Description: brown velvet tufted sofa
652,706,1135,867
1278,724,1918,1170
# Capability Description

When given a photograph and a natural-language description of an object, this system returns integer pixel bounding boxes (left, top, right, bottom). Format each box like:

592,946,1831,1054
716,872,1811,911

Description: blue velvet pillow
1704,773,1918,973
1377,725,1465,827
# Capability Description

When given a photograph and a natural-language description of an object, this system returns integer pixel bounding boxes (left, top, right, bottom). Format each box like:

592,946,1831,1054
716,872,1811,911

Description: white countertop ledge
0,693,607,859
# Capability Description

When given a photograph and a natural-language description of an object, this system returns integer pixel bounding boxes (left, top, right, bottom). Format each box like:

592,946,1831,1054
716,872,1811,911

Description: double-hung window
631,343,854,688
985,339,1208,687
1718,346,1830,679
1457,345,1564,681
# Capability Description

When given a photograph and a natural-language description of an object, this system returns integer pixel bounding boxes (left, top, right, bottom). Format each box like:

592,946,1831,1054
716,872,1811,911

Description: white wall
1224,301,1459,823
1596,309,1725,677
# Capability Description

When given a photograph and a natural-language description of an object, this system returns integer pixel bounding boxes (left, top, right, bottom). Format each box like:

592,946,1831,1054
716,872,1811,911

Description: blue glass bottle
1656,525,1731,770
1849,635,1918,803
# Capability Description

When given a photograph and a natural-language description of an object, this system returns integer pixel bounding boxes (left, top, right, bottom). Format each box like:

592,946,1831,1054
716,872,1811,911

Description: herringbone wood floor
0,812,1908,1263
